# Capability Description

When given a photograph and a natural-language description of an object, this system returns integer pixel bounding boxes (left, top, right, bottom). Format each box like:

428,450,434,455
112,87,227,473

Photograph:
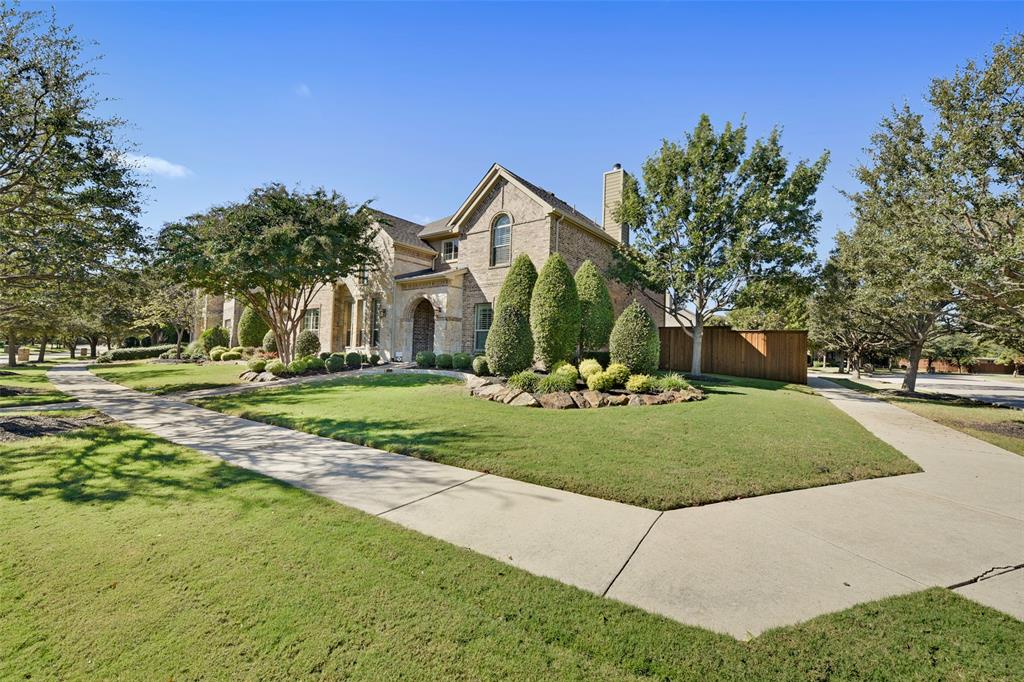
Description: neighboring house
195,163,662,360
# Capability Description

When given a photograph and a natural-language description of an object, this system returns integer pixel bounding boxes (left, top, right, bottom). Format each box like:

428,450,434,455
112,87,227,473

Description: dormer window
490,214,511,266
442,238,459,262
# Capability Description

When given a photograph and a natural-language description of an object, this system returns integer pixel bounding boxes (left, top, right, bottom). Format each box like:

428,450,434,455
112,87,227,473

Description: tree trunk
6,334,16,367
903,343,923,392
89,336,98,358
690,314,704,377
174,327,184,360
37,335,48,363
852,352,861,379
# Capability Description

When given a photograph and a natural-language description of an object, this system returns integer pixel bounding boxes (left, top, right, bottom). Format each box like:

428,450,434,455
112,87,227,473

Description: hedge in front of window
529,253,580,369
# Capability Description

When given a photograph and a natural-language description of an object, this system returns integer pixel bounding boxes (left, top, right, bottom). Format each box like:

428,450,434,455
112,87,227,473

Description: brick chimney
602,163,628,243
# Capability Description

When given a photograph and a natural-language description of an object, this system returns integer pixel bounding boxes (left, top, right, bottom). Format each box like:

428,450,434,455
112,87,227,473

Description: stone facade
193,163,664,360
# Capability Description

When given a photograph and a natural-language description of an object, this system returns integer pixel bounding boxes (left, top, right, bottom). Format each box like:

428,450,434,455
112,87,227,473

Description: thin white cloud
294,83,312,98
123,153,192,178
411,214,434,224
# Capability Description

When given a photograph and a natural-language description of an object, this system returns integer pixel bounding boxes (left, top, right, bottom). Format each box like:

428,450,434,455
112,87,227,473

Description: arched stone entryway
411,298,435,356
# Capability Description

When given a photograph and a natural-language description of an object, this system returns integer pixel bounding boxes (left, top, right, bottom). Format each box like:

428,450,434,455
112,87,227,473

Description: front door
411,299,435,356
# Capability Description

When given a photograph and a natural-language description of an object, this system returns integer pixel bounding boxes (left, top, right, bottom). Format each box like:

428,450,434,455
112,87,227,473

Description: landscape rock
256,371,279,383
474,384,507,401
581,390,606,408
508,392,540,407
465,375,491,391
568,391,590,408
627,394,644,407
538,392,576,409
502,388,524,404
605,394,629,407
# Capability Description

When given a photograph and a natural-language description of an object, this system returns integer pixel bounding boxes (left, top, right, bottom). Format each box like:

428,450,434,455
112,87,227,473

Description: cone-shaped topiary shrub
529,253,580,368
485,306,534,376
262,330,277,353
609,301,660,374
575,260,613,353
238,307,270,347
296,330,321,358
494,253,537,317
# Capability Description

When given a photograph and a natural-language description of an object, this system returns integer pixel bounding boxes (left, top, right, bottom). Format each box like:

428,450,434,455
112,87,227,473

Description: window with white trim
474,303,493,352
302,308,321,333
490,214,511,266
442,238,459,262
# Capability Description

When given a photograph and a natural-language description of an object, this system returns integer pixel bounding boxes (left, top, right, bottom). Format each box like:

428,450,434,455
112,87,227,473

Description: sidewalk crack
948,562,1024,590
602,511,663,597
376,473,487,516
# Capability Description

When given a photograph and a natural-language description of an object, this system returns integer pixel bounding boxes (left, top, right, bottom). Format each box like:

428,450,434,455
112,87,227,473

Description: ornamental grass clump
537,363,579,394
609,301,660,374
507,370,541,393
656,372,691,392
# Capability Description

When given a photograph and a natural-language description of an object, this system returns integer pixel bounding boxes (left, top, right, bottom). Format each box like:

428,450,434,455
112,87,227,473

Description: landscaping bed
0,411,112,442
2,422,1021,679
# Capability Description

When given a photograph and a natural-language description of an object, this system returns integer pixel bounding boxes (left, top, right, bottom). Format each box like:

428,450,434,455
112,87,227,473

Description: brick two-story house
196,163,662,360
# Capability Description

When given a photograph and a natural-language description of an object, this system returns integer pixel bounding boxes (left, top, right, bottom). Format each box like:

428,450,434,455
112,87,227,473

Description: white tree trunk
691,314,704,377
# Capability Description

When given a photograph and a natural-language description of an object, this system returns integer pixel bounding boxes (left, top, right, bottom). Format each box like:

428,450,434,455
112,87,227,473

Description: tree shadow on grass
0,425,280,506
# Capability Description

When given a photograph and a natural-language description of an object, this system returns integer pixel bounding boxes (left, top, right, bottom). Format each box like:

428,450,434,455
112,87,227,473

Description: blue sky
43,1,1022,257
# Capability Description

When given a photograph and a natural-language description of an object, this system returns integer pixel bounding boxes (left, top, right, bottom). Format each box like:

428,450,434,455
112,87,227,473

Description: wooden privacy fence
659,327,808,384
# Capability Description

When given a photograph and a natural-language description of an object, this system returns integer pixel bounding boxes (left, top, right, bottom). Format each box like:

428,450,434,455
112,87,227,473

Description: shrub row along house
194,164,662,361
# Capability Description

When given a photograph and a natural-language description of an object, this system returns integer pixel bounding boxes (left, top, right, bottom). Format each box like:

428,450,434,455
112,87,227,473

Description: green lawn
197,373,918,510
827,377,1024,457
91,360,246,395
0,361,76,408
1,418,1020,680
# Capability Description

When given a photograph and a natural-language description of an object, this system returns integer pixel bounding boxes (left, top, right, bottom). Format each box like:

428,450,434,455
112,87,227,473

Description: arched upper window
490,214,511,266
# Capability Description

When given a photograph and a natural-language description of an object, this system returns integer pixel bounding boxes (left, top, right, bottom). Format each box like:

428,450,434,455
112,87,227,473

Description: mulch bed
947,418,1024,439
0,413,113,442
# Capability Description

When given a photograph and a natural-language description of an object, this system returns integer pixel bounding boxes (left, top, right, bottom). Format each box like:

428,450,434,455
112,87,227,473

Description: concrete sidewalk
49,365,1023,638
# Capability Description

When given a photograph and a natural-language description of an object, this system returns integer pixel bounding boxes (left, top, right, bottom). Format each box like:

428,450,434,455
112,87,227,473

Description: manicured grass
0,361,76,408
2,419,1021,679
827,377,1024,457
197,373,918,510
90,360,246,395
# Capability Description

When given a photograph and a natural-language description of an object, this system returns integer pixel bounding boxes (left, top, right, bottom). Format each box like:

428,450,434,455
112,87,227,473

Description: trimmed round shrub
266,359,287,376
325,354,345,372
579,358,603,380
305,356,326,372
485,306,533,376
472,355,490,376
452,352,472,370
582,350,610,367
262,331,278,353
626,374,656,394
555,363,579,384
296,330,321,358
415,351,435,368
345,352,362,369
238,307,270,348
575,260,614,352
435,353,453,369
507,370,540,393
209,347,228,361
586,371,615,392
200,326,230,352
494,253,537,317
288,358,307,374
319,351,331,361
530,253,581,368
609,301,660,374
656,372,691,392
230,346,244,354
221,351,242,361
248,358,267,373
605,362,630,388
369,353,380,366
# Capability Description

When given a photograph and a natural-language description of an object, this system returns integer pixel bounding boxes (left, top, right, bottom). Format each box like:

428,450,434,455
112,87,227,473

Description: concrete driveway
868,372,1024,409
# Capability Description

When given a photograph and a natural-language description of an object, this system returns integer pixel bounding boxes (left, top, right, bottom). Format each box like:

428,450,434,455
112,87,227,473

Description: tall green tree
574,260,614,354
135,265,199,359
158,185,380,364
493,254,537,318
529,253,581,368
615,115,828,376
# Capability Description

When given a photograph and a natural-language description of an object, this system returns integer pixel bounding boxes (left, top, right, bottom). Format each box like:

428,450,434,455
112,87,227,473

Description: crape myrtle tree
135,264,199,360
613,114,828,376
158,185,380,364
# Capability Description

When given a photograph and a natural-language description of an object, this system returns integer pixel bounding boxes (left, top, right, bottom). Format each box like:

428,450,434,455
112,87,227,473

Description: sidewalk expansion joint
948,562,1024,590
376,473,488,517
601,511,664,597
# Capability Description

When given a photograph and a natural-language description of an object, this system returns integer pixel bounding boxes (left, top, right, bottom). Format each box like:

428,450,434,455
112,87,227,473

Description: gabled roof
434,163,613,244
369,209,434,252
417,214,456,239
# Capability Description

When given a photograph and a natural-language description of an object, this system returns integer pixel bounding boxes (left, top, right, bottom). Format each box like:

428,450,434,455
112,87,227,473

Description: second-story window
490,214,511,266
442,238,459,262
